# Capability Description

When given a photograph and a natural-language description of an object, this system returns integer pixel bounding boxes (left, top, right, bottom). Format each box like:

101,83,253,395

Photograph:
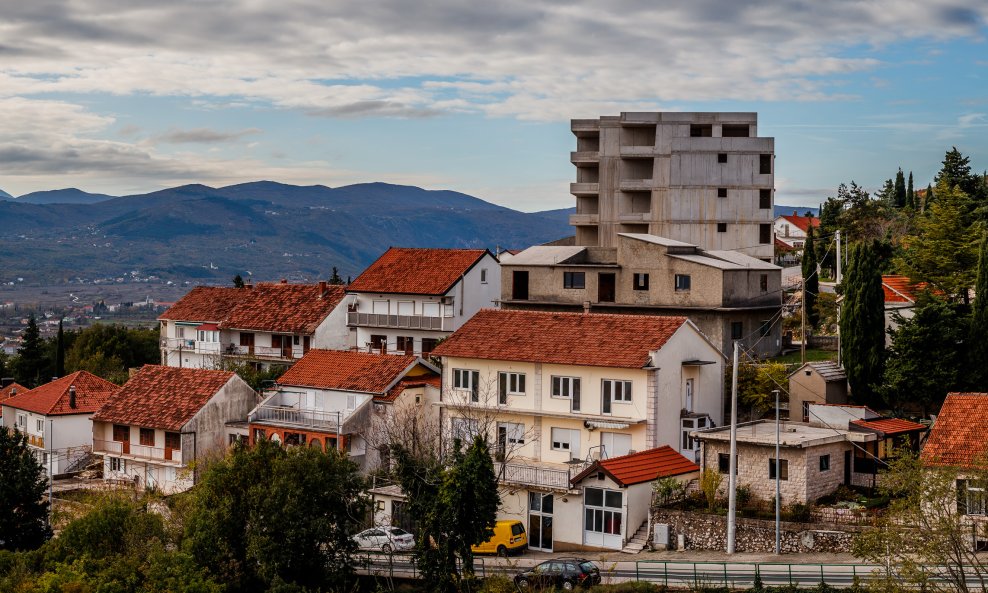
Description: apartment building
501,233,782,358
159,280,348,369
345,247,500,356
431,309,724,551
570,112,775,261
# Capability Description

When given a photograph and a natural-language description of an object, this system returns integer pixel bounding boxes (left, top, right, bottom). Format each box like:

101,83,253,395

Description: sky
1,1,987,211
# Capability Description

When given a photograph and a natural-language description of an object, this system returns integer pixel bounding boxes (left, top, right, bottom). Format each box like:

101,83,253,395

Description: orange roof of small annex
3,372,118,416
347,247,489,295
571,446,699,487
93,365,237,431
158,286,245,322
882,275,924,304
851,417,926,436
277,349,423,394
921,393,988,469
431,309,690,368
0,382,30,415
221,282,346,334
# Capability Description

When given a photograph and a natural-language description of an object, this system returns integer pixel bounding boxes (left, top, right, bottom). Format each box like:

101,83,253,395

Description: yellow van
472,520,528,556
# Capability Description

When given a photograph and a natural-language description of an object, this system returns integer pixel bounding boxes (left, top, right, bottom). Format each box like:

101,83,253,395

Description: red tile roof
432,310,690,369
571,446,699,487
277,349,423,394
3,372,118,416
779,214,821,233
159,287,245,322
380,374,442,402
851,417,926,436
921,393,988,469
882,275,924,304
221,282,346,334
347,247,489,295
93,365,238,431
0,382,29,416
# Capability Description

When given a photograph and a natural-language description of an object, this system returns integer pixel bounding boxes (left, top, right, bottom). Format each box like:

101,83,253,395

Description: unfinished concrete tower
569,112,775,261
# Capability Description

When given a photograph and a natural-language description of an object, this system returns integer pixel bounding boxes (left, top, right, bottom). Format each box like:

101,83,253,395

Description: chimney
69,385,77,409
318,280,327,298
245,278,253,289
792,210,797,216
280,278,287,284
9,387,16,396
583,300,591,315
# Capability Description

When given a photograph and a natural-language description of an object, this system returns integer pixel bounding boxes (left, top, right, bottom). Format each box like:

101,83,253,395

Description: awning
584,420,630,430
196,323,219,331
682,359,716,366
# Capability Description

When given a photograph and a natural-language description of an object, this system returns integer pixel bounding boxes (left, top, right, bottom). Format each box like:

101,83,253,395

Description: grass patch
769,349,836,365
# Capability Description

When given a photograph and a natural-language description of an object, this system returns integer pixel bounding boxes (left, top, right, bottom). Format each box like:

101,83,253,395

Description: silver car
353,526,415,553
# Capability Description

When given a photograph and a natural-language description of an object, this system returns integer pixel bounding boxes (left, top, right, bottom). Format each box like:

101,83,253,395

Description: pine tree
54,319,65,378
801,226,820,328
328,267,343,285
0,426,52,550
906,172,915,209
969,235,988,390
232,274,245,288
13,315,46,387
924,183,934,210
840,242,886,407
894,168,906,208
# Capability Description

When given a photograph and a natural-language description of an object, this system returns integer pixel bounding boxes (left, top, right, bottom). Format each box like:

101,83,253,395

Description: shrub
699,469,723,511
479,575,517,593
785,502,812,523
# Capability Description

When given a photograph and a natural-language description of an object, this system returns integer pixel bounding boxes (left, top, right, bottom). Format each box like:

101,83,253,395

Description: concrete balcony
570,151,600,165
249,403,346,432
571,119,600,135
618,213,650,223
495,459,591,492
160,337,221,355
346,311,453,331
619,179,654,192
569,213,600,226
570,183,599,196
619,146,657,158
94,438,184,465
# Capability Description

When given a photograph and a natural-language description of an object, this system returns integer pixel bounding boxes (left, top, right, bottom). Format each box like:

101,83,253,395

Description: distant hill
0,188,12,200
0,181,573,284
774,205,819,218
15,188,115,205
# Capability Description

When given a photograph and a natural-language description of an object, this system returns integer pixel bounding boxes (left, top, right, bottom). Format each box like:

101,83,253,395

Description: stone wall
652,509,867,554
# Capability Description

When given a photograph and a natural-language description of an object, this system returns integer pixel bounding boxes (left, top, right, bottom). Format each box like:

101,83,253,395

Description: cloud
152,127,261,144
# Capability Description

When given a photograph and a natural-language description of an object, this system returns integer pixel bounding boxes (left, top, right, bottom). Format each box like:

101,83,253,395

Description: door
512,271,529,300
685,379,694,413
239,332,255,355
583,487,623,549
598,273,615,302
528,492,554,552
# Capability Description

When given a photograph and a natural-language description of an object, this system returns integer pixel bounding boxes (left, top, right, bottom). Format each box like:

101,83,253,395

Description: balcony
569,213,600,226
620,146,656,158
571,119,600,135
570,151,599,165
570,183,599,196
27,434,44,449
249,403,346,432
495,460,592,491
346,311,453,331
222,344,302,360
160,337,221,355
619,179,653,192
94,438,184,465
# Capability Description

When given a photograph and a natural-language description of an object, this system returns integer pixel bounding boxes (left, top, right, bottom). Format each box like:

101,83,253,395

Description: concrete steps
620,520,649,554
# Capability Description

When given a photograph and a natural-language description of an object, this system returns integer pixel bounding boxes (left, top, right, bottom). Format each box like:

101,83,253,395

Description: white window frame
551,376,582,412
480,268,488,284
603,379,632,403
422,302,440,317
498,422,525,446
17,413,26,428
550,427,581,459
35,418,44,433
451,417,479,442
396,301,414,316
110,457,126,472
452,369,478,391
500,372,526,395
681,416,709,451
601,432,632,458
966,481,987,516
372,300,389,314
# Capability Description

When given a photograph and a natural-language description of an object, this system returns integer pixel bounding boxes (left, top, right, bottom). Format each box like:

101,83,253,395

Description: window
197,329,219,342
422,302,440,317
497,422,525,450
717,153,728,164
722,124,750,137
802,401,810,422
759,320,771,337
959,480,988,515
372,300,389,314
563,271,586,289
584,487,623,535
633,273,649,291
759,223,772,244
769,458,789,480
550,427,580,456
229,433,246,446
421,338,438,356
680,416,708,452
370,334,387,354
760,154,773,174
16,414,26,428
550,376,581,411
717,223,727,233
602,379,632,403
690,124,712,137
498,372,526,403
112,424,130,443
480,268,488,283
396,336,414,355
452,417,479,442
253,428,266,443
675,274,691,291
453,369,480,402
165,432,181,450
396,301,414,315
731,321,743,340
140,428,155,447
718,453,738,474
717,188,727,198
110,457,125,472
36,419,44,433
820,454,831,471
760,274,768,292
759,189,772,209
601,432,632,458
292,335,300,346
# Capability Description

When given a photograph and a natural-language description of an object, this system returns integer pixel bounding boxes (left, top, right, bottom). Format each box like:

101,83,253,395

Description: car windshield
389,528,409,536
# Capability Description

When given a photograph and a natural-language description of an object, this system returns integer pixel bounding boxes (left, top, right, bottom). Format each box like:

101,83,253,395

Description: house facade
345,248,500,356
248,349,440,471
158,281,349,370
431,309,724,551
500,233,782,358
1,372,119,477
787,361,849,422
773,212,820,249
0,381,27,419
92,365,258,494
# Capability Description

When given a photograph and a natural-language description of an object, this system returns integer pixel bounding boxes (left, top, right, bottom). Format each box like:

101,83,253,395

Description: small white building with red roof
92,365,258,493
773,211,820,249
1,371,119,477
345,247,500,356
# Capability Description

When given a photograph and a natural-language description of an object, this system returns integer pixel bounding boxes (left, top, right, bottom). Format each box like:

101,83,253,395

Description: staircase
621,520,649,554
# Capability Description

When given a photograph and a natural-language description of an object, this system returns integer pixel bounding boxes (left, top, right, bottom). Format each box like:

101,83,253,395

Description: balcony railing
494,460,591,491
346,312,453,331
160,337,221,355
94,438,184,464
223,344,300,360
570,183,599,196
249,404,345,432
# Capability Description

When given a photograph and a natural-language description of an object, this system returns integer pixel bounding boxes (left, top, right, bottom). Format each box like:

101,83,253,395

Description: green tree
0,426,51,550
54,319,65,378
442,435,498,580
906,171,915,210
802,225,820,328
816,197,842,277
233,274,245,288
881,295,965,415
894,168,906,208
13,315,47,387
66,324,159,383
840,242,886,407
328,267,344,285
925,183,934,210
733,361,790,418
897,180,979,303
936,146,983,200
184,440,366,593
969,235,988,390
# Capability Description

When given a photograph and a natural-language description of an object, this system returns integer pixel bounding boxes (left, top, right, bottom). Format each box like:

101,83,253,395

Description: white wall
2,407,93,476
313,301,350,350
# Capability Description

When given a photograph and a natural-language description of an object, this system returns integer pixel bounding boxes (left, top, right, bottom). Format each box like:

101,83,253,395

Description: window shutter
958,480,968,515
471,371,479,402
572,378,581,411
498,373,507,404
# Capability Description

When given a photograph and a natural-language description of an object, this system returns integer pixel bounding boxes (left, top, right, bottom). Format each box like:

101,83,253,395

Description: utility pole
801,276,807,365
835,229,842,285
47,419,53,529
774,389,781,555
727,341,740,554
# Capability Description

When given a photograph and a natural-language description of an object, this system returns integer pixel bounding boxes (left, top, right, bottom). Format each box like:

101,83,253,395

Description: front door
513,271,529,300
598,273,615,303
528,492,554,552
583,487,623,549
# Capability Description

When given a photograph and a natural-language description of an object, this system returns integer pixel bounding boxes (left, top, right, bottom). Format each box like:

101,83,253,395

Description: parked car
471,519,528,556
352,526,415,553
514,559,601,590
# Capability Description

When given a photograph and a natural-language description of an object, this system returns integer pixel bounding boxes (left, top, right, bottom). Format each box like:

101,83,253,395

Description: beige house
787,361,848,422
432,309,724,551
501,233,782,357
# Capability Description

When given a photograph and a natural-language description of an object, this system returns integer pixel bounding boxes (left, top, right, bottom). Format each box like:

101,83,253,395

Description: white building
773,212,820,249
345,248,500,356
1,372,119,477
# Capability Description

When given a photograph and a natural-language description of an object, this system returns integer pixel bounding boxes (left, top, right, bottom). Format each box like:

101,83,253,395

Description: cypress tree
840,242,886,407
969,235,988,390
54,318,65,378
906,172,915,210
924,183,934,210
894,168,906,208
13,316,46,387
801,226,820,328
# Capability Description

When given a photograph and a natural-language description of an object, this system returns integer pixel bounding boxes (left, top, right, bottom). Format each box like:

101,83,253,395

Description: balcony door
598,273,615,302
239,332,255,355
529,492,554,552
512,271,529,300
